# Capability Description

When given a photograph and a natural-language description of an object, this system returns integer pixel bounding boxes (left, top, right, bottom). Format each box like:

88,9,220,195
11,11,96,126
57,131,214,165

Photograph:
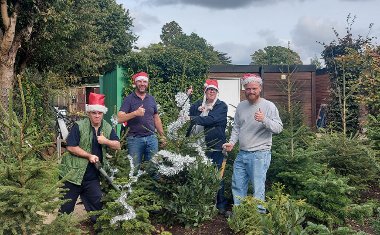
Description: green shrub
345,202,376,224
311,132,379,188
157,158,220,227
228,184,306,235
40,213,82,235
304,222,369,234
269,145,354,225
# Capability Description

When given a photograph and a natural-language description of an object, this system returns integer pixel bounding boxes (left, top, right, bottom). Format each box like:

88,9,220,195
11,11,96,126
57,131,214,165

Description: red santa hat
241,73,262,86
131,71,149,86
199,79,219,112
85,92,108,114
204,79,219,92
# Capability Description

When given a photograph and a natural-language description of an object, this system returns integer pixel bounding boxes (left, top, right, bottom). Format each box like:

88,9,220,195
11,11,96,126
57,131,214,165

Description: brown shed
208,65,317,128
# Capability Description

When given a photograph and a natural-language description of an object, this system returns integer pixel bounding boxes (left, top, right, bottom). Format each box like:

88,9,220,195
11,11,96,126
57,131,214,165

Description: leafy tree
1,0,136,108
160,21,184,46
357,45,380,115
160,21,230,65
0,0,55,107
20,0,137,82
250,46,303,65
320,14,373,134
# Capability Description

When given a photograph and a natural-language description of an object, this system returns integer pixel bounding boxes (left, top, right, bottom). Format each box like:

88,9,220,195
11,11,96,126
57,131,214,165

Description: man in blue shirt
117,72,166,172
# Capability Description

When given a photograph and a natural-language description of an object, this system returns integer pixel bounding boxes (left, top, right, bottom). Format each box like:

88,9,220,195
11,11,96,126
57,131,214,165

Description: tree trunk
0,0,32,108
0,62,14,107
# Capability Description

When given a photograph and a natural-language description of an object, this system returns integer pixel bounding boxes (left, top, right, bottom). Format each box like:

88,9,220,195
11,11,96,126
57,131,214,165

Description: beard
137,85,147,93
246,93,259,103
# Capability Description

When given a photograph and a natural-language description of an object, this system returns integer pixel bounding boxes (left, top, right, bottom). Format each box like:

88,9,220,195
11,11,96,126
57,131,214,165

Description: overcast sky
116,0,380,64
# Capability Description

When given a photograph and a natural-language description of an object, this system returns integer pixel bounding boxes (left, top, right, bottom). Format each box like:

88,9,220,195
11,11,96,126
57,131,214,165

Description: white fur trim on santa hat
86,104,108,114
205,84,218,91
241,74,262,86
134,75,149,82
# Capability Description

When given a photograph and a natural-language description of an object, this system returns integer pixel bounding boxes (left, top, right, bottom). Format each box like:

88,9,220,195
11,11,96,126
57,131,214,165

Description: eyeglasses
206,88,218,92
89,111,103,115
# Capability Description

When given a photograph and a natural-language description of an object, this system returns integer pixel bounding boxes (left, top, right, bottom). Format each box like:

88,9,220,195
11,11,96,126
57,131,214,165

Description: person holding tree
117,72,166,172
223,74,283,213
59,92,121,224
186,79,228,215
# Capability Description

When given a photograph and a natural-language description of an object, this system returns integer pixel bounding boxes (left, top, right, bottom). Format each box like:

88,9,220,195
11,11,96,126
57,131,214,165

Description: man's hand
254,108,265,122
97,132,108,145
88,154,99,163
159,135,167,148
222,142,234,152
134,105,145,117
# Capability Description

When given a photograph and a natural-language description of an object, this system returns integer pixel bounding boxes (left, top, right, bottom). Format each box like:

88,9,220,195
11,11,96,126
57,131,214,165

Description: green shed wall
100,65,129,135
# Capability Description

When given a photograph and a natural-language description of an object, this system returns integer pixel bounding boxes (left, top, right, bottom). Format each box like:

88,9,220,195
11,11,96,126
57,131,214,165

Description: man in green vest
59,92,121,224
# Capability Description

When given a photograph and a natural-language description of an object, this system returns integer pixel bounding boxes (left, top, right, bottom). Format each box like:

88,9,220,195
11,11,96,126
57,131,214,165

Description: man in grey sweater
223,73,283,211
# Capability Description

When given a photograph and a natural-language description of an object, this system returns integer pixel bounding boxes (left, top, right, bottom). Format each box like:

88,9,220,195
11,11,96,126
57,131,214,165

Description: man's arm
260,104,283,134
191,101,227,127
154,113,165,137
67,146,99,163
117,106,144,123
117,96,145,123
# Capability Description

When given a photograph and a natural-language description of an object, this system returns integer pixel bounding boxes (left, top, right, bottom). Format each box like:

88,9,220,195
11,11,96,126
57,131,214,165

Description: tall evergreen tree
0,77,77,234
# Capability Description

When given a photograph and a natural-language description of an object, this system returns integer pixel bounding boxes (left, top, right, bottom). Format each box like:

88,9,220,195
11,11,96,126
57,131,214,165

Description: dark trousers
207,150,227,210
59,179,103,223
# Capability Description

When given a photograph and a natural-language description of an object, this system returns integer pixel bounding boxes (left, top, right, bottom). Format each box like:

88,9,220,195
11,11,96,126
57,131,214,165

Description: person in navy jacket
187,79,228,214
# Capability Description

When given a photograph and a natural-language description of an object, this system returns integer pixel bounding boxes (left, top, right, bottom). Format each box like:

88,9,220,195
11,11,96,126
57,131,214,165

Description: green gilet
59,118,112,185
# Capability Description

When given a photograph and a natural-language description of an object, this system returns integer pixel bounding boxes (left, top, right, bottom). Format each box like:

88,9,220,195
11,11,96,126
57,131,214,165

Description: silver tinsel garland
110,155,144,225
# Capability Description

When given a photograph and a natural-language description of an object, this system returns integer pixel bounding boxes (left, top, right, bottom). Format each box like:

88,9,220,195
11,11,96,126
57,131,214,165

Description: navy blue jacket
187,99,227,151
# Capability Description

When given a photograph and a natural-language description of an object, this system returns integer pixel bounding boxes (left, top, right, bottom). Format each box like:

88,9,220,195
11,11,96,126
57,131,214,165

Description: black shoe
224,211,233,218
218,208,226,215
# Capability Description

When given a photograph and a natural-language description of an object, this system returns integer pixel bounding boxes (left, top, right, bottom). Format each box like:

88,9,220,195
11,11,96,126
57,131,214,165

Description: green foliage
320,14,374,134
160,21,230,65
345,202,376,224
298,170,354,225
94,148,158,235
372,207,380,234
22,0,137,80
250,46,303,65
0,81,68,234
228,184,307,235
269,145,354,225
40,213,82,235
12,70,57,131
366,114,380,155
357,46,380,115
304,222,369,234
310,132,379,188
160,158,220,227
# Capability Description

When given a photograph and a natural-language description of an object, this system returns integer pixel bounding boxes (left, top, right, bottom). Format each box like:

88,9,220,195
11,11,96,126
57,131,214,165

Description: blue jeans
232,150,271,205
127,135,158,172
